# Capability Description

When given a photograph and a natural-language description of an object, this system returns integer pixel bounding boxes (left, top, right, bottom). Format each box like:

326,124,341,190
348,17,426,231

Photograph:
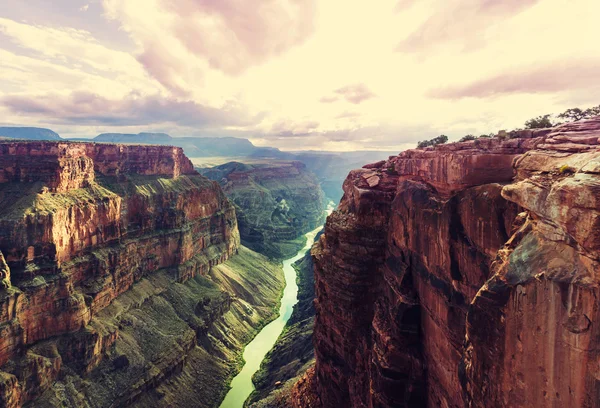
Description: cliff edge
294,117,600,407
0,141,280,407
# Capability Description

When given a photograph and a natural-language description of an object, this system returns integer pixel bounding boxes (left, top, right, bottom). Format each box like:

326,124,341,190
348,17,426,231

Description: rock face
0,141,252,407
200,161,326,258
300,117,600,407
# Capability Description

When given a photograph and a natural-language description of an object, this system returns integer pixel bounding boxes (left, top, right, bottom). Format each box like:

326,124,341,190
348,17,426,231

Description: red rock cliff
0,141,239,406
299,118,600,407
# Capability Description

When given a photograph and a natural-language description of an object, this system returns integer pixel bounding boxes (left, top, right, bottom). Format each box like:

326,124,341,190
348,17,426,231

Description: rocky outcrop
300,117,600,407
200,161,326,258
0,141,245,407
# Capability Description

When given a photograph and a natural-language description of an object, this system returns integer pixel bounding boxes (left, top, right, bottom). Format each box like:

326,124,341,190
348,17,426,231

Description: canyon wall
200,160,326,258
0,141,283,407
297,118,600,407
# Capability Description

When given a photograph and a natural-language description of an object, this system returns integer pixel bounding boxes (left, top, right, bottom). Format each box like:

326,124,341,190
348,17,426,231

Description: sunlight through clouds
0,0,599,150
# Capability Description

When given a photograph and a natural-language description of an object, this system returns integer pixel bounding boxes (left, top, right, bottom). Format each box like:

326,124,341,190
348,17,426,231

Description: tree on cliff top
524,114,554,129
459,134,477,142
417,134,448,149
524,104,600,129
558,105,600,122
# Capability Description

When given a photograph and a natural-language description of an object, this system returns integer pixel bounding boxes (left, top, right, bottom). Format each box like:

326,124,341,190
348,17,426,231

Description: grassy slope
34,247,285,408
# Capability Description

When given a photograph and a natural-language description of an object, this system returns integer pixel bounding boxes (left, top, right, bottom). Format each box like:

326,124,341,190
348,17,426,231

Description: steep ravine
290,117,600,407
199,161,326,259
247,244,318,408
0,142,285,407
248,204,334,408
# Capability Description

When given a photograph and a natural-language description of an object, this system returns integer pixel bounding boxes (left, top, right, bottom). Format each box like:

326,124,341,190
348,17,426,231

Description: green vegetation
459,134,477,142
558,105,600,122
417,134,448,149
523,103,600,129
199,161,326,259
559,164,576,174
33,247,285,408
524,114,554,129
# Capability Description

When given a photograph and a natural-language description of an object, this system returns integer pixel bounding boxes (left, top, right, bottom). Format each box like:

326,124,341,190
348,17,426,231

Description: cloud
334,84,376,104
254,123,438,152
319,96,338,103
336,111,361,119
270,119,320,136
1,91,261,128
102,0,317,92
394,0,416,12
319,84,376,105
396,0,540,53
79,4,89,12
0,17,157,97
428,59,600,99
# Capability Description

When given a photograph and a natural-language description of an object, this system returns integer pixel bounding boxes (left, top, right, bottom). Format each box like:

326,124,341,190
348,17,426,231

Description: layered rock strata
200,161,325,258
0,141,246,407
300,118,600,407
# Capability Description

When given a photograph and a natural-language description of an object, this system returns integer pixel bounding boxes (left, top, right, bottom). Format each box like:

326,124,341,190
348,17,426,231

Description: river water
218,225,324,408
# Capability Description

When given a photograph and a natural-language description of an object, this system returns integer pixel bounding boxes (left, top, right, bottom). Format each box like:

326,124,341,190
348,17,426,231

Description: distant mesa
0,127,288,159
94,132,173,143
0,127,61,140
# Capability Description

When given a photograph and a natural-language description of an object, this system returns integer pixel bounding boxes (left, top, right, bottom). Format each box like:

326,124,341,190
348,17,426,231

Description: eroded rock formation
296,117,600,407
200,161,326,258
0,141,282,407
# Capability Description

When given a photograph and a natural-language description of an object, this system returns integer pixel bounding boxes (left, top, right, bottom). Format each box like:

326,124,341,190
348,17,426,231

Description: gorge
0,141,310,407
2,117,600,408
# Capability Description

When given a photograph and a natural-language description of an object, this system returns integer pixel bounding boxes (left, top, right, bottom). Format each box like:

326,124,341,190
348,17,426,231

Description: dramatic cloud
397,0,540,52
429,59,600,99
1,0,600,150
1,91,260,128
102,0,317,92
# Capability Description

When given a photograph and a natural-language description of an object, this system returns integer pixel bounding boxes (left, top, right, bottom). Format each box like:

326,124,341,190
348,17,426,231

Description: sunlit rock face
296,117,600,408
0,141,241,407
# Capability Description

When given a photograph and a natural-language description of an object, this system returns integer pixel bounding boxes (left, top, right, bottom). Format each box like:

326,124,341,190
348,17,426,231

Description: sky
0,0,599,151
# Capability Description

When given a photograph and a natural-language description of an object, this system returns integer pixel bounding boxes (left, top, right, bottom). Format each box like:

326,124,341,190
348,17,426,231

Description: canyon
284,117,600,407
199,160,326,259
0,141,288,407
3,117,600,408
